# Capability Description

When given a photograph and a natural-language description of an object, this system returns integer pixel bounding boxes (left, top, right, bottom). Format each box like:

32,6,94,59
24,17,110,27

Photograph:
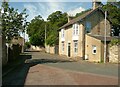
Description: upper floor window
73,23,79,35
86,21,91,33
61,29,65,38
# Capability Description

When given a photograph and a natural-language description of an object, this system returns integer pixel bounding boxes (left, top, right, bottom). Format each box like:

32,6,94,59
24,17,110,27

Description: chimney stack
67,14,74,23
92,0,101,9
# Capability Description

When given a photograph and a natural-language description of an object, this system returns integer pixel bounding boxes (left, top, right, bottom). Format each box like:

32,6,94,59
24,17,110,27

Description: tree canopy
1,1,28,42
75,9,91,18
102,1,120,36
27,15,45,46
46,11,68,46
27,11,68,46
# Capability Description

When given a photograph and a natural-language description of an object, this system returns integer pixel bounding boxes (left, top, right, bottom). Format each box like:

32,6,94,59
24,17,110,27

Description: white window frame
61,29,65,38
92,45,97,54
76,24,79,35
74,40,78,54
73,24,75,35
73,23,79,36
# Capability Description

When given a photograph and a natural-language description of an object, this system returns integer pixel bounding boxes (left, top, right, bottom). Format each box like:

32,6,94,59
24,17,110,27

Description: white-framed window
92,45,96,54
61,29,64,38
74,40,78,53
73,24,75,35
73,23,79,35
62,42,64,52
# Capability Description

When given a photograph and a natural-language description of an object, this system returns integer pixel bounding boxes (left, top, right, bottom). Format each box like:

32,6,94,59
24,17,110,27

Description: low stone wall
31,45,45,51
1,36,8,66
45,45,55,54
8,44,22,62
109,45,119,63
50,46,55,54
45,45,59,54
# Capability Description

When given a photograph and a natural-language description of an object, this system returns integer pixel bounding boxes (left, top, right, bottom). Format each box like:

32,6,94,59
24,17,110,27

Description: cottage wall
59,26,73,57
59,24,84,59
83,10,111,36
85,34,102,62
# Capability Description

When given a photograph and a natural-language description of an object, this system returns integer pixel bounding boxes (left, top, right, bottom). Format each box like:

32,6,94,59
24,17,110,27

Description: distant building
11,36,25,53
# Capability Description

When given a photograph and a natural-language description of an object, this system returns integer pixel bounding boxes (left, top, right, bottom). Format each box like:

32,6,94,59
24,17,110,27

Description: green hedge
110,39,120,46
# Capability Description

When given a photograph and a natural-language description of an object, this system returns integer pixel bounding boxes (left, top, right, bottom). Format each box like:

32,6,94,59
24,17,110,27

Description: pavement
2,51,119,86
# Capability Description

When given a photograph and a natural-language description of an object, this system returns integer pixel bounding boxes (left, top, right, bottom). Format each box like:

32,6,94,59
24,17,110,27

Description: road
2,52,118,85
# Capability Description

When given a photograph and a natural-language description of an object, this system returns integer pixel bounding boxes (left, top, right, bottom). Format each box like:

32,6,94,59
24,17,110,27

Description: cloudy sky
9,2,93,21
7,1,108,41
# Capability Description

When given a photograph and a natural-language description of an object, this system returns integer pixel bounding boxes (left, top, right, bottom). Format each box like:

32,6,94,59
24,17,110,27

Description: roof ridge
59,7,101,30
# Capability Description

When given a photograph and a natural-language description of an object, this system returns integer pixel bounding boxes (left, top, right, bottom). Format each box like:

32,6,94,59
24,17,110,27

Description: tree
47,11,68,27
27,15,45,46
75,9,91,18
102,1,120,36
1,1,28,42
25,42,31,49
27,11,69,46
46,11,68,46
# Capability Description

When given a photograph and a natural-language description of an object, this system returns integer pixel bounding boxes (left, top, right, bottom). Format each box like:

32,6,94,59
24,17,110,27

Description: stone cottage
58,1,112,62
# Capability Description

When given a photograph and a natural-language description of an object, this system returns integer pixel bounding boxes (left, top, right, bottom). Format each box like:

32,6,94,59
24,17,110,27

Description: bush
25,42,31,49
110,39,120,46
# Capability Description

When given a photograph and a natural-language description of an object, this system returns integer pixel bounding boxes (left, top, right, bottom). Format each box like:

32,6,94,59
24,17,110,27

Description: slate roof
59,7,110,30
87,34,119,42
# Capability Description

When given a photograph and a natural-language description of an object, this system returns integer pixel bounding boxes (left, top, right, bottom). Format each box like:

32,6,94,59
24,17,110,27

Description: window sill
72,35,79,40
61,38,65,41
92,53,96,55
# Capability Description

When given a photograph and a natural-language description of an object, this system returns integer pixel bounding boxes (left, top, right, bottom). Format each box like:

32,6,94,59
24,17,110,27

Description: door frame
67,42,71,57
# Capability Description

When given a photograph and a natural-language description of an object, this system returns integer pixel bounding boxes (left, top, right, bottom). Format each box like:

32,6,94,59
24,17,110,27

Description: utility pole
23,30,25,53
0,9,2,87
104,11,107,63
45,24,46,52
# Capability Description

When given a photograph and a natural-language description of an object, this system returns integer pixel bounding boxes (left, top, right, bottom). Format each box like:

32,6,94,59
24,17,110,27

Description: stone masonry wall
1,36,8,66
109,45,119,63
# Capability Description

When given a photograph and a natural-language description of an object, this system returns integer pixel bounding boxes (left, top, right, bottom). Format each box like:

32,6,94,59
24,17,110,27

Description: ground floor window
92,45,96,54
62,42,64,52
74,40,78,53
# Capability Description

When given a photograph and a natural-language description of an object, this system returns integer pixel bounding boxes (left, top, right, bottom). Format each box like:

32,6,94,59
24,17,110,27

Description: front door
68,43,71,57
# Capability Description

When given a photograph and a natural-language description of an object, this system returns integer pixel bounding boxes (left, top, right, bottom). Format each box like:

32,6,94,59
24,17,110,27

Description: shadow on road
2,52,72,86
2,54,32,86
26,58,73,67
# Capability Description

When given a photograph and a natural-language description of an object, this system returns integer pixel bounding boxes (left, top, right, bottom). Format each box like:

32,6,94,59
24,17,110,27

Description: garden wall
8,44,22,62
109,45,119,63
1,36,8,66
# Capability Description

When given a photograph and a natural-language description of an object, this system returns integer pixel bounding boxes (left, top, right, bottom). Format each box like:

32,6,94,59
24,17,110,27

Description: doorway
68,43,71,57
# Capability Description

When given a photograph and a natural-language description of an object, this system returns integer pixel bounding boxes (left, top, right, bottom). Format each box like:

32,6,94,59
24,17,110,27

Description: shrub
25,42,31,49
110,39,120,46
